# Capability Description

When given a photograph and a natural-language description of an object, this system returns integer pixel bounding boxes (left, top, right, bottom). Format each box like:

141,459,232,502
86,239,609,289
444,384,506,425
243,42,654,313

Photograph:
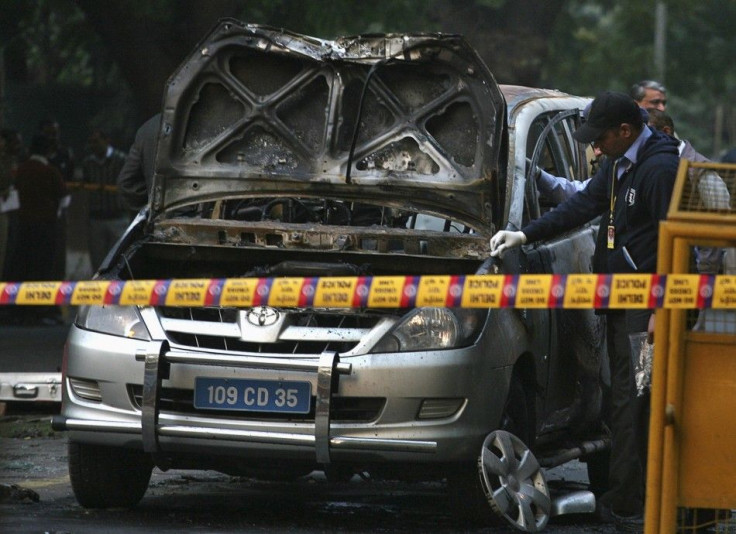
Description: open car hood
151,19,505,229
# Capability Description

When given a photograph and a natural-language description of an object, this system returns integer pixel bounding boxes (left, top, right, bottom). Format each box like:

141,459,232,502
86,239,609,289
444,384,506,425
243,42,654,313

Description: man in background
0,129,24,282
117,113,161,212
13,134,66,325
648,108,731,274
39,118,74,283
82,130,128,270
630,80,668,112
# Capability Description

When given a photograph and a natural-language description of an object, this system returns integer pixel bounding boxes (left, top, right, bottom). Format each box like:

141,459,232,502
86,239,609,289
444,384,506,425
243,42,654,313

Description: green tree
72,0,566,118
5,0,734,156
3,0,567,125
544,0,736,157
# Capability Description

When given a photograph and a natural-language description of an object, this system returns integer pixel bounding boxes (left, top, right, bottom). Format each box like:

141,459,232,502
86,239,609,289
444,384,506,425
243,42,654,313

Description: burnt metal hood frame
151,19,505,230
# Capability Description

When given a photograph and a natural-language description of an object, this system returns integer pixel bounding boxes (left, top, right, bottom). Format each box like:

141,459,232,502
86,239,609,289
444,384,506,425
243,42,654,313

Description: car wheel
68,441,153,508
447,373,541,529
478,430,551,532
500,372,535,446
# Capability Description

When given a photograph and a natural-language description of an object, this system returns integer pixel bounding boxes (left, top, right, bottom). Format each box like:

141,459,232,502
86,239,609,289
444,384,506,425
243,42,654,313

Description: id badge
607,225,615,249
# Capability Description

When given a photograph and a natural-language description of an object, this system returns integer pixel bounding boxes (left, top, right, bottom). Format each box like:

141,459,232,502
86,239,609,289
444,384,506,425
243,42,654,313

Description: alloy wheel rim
478,430,551,532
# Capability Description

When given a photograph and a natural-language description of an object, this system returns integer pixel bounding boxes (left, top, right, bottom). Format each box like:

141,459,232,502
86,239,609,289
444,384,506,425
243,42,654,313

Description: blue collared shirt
536,125,654,203
616,125,652,179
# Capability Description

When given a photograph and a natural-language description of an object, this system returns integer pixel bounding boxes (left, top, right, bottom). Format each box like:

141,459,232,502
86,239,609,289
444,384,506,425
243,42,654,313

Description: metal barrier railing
647,160,736,534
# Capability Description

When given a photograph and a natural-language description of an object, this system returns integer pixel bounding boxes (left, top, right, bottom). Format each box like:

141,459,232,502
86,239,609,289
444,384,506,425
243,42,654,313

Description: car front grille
157,306,384,355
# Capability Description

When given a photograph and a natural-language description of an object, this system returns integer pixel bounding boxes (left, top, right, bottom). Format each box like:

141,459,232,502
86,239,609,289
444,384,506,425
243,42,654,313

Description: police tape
2,274,736,309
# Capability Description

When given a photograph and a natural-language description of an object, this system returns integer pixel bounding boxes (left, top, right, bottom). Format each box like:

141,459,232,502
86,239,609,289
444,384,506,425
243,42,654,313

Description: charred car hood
151,19,504,229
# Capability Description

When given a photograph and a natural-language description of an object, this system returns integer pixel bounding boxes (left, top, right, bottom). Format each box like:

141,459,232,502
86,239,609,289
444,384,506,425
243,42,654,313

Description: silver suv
54,20,605,531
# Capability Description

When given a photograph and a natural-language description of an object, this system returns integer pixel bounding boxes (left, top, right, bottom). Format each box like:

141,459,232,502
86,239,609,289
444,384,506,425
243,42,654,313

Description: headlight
372,308,486,353
75,305,151,340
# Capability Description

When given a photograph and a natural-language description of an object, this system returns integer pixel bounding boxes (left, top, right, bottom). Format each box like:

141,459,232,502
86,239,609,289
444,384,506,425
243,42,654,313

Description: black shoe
613,511,644,533
594,502,615,524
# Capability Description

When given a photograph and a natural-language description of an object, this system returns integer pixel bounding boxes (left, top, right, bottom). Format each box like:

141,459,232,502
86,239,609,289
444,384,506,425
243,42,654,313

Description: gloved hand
489,230,527,257
526,157,542,181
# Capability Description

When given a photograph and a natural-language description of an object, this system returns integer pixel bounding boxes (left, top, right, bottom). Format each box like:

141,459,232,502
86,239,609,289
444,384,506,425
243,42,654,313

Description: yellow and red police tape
2,274,736,309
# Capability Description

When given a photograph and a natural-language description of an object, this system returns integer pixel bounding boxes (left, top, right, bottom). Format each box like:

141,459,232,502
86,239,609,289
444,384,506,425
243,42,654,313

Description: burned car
54,20,605,531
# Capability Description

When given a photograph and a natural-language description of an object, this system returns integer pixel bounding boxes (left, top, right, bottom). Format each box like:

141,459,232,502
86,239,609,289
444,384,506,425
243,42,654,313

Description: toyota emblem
246,306,280,326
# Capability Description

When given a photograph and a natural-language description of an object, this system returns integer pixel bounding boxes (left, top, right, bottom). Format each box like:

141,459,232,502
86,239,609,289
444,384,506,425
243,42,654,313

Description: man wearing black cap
490,91,679,531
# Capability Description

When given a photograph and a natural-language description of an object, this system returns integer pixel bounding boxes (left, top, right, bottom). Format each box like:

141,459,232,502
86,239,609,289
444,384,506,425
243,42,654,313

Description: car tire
478,430,551,532
499,372,535,446
68,441,153,508
447,373,537,527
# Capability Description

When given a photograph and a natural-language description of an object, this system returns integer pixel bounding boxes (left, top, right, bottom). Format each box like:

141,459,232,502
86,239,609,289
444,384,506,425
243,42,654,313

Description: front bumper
55,325,510,466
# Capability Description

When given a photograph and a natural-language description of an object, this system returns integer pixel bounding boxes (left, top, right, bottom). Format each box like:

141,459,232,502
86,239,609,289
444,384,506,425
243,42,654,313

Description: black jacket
117,113,161,211
522,128,679,274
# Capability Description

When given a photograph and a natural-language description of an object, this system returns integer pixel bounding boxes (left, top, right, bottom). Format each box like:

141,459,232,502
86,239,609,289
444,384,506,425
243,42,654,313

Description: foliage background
1,0,734,161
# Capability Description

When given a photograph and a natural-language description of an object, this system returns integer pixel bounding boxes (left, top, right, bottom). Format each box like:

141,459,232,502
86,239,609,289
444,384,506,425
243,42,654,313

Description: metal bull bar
54,341,436,464
140,342,354,464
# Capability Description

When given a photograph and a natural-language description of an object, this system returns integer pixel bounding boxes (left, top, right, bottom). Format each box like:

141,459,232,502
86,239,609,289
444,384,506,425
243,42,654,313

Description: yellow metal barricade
646,159,736,533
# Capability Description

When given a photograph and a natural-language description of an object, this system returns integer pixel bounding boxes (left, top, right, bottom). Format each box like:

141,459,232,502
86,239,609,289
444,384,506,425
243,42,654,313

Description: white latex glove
489,230,527,257
526,157,541,181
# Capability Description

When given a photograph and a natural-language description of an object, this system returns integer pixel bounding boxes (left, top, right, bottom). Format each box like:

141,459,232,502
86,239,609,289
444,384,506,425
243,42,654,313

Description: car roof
501,84,588,114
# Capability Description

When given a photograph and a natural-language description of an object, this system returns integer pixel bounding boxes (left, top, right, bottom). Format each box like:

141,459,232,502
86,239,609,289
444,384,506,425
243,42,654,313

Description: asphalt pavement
0,410,617,534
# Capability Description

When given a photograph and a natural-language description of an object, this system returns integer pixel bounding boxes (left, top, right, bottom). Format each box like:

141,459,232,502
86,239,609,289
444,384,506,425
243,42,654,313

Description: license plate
193,378,311,414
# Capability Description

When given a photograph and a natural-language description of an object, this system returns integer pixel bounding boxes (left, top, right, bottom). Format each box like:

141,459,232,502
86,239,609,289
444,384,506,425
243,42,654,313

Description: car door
522,108,606,436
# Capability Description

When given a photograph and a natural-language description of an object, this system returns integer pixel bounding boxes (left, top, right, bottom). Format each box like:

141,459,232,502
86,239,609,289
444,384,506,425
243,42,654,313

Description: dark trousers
11,219,58,321
599,309,651,516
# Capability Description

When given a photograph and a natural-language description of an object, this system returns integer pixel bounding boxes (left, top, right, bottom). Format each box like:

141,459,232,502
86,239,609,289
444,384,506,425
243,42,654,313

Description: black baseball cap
573,91,643,144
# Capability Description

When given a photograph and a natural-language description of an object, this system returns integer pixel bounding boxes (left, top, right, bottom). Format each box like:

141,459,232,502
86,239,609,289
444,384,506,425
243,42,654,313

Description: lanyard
609,160,618,226
607,158,628,249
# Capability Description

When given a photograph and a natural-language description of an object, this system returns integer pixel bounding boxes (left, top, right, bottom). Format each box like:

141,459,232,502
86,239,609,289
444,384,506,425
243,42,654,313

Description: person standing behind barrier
0,129,25,282
722,148,736,164
39,118,75,183
491,91,679,532
0,132,17,281
82,130,128,271
117,113,161,212
13,134,67,324
647,108,730,274
39,118,74,284
630,80,668,112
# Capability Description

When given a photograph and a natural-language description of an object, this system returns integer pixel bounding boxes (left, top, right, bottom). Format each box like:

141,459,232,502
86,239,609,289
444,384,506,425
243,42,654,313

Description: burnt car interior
117,219,488,281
